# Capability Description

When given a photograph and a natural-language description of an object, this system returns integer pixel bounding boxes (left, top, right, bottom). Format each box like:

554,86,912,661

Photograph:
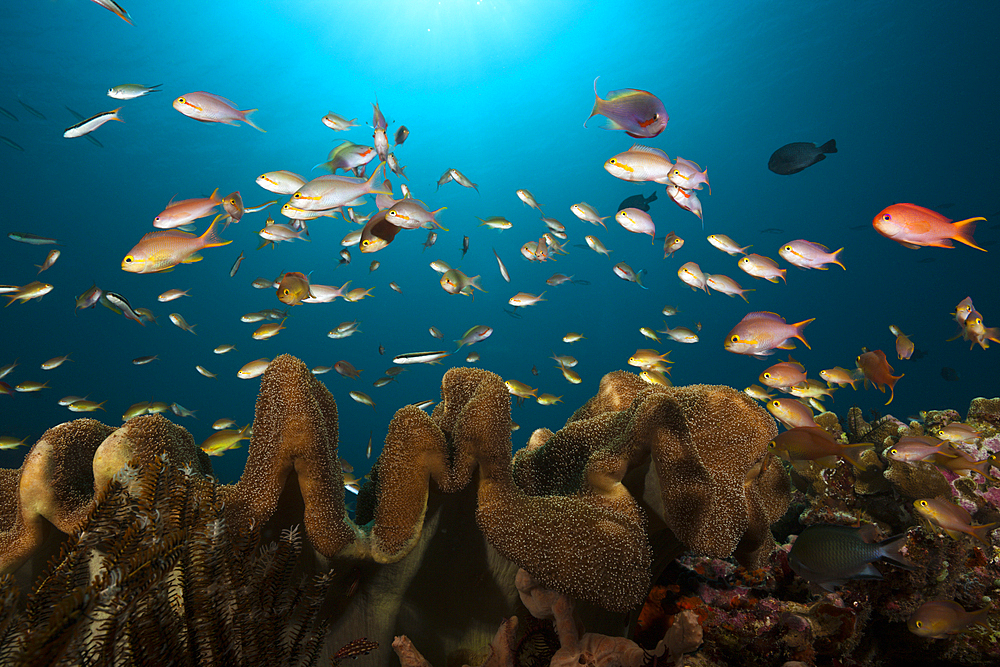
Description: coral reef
1,354,998,666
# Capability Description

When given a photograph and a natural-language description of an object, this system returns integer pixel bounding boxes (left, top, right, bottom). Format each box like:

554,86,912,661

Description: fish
14,381,49,392
778,240,846,270
228,251,245,277
492,248,511,283
276,272,312,306
724,311,814,358
662,232,684,258
394,125,409,146
201,425,251,456
252,319,286,340
613,262,646,288
0,436,29,450
705,274,753,302
907,601,992,639
872,203,986,251
8,232,57,245
738,254,786,283
237,358,271,379
913,498,998,544
570,203,608,228
744,385,773,402
157,289,190,302
666,185,703,221
17,100,45,120
256,171,306,194
551,354,577,368
89,0,133,24
659,325,699,344
627,349,671,370
213,345,236,354
562,333,585,344
855,349,903,405
771,427,872,469
787,524,913,591
819,366,859,389
440,269,485,297
392,351,450,365
73,284,102,312
615,208,656,243
677,262,708,292
940,367,960,382
63,108,123,138
334,361,362,379
585,77,667,138
759,360,807,389
349,391,376,410
759,227,785,234
936,422,981,444
154,189,223,229
101,291,144,325
585,235,611,257
221,191,245,224
505,380,537,400
422,231,438,252
40,354,72,370
478,216,514,231
455,325,493,349
428,326,443,339
169,313,197,335
292,164,390,211
516,189,543,212
132,355,158,365
34,249,60,274
108,83,161,99
888,325,914,360
0,107,17,121
767,398,818,429
508,292,546,307
321,112,358,131
605,144,673,183
617,191,657,213
536,394,563,406
461,236,470,259
68,400,106,413
448,168,479,192
668,157,709,191
886,436,954,463
173,92,264,131
384,199,447,230
707,234,750,256
195,365,216,379
122,219,231,273
4,281,53,306
768,140,837,175
318,142,376,174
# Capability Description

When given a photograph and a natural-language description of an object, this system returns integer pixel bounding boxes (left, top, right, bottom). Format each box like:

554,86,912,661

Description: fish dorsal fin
628,144,669,160
744,311,784,323
605,88,647,101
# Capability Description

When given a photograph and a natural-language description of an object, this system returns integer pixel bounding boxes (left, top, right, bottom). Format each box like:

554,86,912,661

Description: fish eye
282,289,289,295
124,256,132,263
762,373,771,379
889,448,897,456
730,335,739,342
293,193,302,199
883,214,891,221
767,440,777,449
915,621,922,628
919,500,928,506
389,210,395,216
178,97,185,103
609,158,617,164
783,246,791,251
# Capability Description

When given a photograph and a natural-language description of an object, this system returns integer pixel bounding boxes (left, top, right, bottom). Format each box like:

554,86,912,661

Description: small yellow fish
562,332,586,344
536,393,563,405
0,436,29,450
558,366,582,384
913,498,998,544
350,391,376,410
41,354,72,370
5,281,53,306
122,220,231,274
68,399,106,413
196,365,217,378
767,398,817,429
237,358,271,379
14,381,49,392
907,600,992,639
504,379,537,399
212,419,237,430
201,425,251,456
169,313,197,334
252,318,287,340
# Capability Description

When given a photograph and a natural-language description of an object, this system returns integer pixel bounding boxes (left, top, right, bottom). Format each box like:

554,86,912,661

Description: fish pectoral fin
777,341,797,349
182,254,204,264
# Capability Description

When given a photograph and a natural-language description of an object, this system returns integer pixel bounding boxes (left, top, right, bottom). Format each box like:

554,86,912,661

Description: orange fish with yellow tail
872,203,986,251
856,348,903,405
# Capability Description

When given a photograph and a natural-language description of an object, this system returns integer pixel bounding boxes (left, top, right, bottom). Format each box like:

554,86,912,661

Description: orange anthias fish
276,271,313,306
771,427,873,470
122,220,231,274
724,311,814,359
855,349,903,405
585,77,667,139
907,600,992,639
872,203,986,251
913,498,999,545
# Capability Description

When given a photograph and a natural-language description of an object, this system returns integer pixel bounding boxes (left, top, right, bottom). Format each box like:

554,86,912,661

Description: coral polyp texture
1,354,999,666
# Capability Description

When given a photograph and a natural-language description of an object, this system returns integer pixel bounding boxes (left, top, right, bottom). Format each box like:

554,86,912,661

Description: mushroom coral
0,355,791,667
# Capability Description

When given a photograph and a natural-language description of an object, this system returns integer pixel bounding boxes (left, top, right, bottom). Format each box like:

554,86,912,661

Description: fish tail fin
112,108,125,122
198,219,232,248
242,109,266,133
209,188,222,204
793,318,815,349
970,607,993,631
740,289,755,303
831,247,846,270
819,139,837,154
876,532,916,570
839,442,874,470
970,522,999,545
366,162,390,194
585,76,602,128
951,217,987,251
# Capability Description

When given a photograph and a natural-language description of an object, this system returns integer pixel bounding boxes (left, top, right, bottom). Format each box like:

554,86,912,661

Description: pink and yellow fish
122,219,231,273
872,203,985,251
585,77,667,138
724,311,814,358
173,92,264,132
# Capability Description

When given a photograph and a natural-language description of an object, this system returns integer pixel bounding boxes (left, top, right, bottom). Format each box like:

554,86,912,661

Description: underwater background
1,0,998,484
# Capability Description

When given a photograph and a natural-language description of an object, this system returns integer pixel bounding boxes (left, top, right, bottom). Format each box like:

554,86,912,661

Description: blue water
1,0,998,483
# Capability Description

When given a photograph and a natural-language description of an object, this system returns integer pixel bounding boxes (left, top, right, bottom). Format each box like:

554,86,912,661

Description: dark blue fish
941,367,960,382
768,139,837,175
617,191,657,213
788,524,913,591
